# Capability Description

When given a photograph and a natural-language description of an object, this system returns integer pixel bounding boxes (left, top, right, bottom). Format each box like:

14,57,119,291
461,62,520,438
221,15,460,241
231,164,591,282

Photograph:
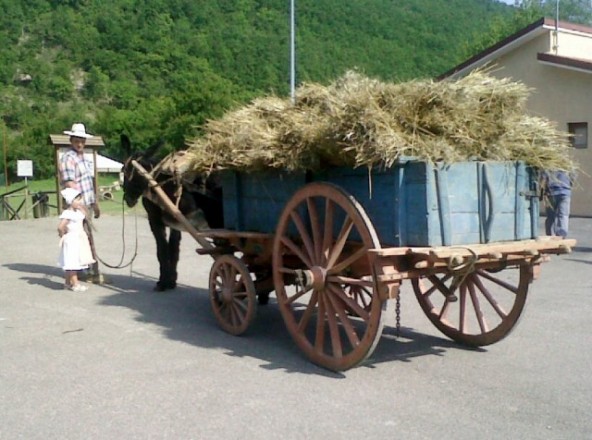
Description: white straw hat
61,188,81,205
64,123,94,139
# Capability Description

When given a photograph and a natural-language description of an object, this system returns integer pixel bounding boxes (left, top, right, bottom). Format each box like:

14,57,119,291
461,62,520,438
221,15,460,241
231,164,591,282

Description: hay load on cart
133,70,576,371
184,69,575,173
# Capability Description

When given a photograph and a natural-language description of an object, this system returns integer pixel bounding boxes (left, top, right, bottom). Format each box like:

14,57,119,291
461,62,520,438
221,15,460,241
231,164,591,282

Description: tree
0,0,522,178
515,0,592,25
83,66,109,101
461,0,592,62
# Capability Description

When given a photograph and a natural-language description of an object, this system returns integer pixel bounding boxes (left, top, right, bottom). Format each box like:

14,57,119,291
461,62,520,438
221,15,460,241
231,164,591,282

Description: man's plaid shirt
59,149,96,205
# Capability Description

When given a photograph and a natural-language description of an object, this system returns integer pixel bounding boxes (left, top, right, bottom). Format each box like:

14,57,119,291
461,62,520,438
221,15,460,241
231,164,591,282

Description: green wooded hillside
0,0,527,180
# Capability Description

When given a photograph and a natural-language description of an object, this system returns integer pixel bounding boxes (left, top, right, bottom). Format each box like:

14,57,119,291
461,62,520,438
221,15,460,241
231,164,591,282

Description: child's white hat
61,188,81,205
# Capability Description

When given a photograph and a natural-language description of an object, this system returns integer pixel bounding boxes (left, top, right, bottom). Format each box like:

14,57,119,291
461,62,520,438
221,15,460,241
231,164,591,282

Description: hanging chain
395,294,401,338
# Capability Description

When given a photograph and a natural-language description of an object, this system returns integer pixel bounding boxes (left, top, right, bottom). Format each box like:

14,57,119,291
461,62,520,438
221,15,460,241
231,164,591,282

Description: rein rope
93,197,139,269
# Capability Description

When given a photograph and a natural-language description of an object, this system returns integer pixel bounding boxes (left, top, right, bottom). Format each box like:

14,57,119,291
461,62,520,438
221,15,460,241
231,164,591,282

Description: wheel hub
221,287,234,303
308,266,328,290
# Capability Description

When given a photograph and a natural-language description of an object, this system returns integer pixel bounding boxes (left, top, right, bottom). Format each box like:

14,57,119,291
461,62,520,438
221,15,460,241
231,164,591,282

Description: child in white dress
58,188,95,292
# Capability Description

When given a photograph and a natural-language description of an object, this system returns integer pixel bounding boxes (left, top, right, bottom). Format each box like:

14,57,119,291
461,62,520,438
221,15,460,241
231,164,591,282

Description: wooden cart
133,159,575,371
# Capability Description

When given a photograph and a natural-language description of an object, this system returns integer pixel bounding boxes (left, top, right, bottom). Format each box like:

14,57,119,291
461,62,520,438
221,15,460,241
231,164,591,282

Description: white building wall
490,32,592,216
550,29,592,59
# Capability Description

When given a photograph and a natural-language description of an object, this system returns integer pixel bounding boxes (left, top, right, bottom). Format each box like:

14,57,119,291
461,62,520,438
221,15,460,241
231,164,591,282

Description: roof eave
443,27,548,79
537,52,592,74
438,17,548,80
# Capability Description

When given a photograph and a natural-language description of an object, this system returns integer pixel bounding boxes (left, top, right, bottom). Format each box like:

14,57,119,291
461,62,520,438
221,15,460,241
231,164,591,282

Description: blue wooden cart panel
220,171,306,232
219,161,539,246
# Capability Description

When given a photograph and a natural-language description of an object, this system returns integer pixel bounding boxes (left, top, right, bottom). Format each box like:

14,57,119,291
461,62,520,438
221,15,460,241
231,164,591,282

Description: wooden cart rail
369,236,575,280
369,236,575,296
193,230,272,240
370,237,575,259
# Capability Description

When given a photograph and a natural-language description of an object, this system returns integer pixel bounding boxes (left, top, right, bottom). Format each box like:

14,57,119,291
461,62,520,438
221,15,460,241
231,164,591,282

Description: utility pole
290,0,296,104
553,0,560,53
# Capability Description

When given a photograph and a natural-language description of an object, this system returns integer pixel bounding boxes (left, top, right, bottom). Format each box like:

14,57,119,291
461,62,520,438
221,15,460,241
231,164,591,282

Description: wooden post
92,148,98,207
23,178,28,219
2,126,8,187
54,146,61,213
131,160,214,251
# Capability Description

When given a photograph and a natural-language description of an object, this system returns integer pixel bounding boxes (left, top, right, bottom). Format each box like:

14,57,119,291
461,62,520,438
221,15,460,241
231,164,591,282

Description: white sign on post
17,160,33,177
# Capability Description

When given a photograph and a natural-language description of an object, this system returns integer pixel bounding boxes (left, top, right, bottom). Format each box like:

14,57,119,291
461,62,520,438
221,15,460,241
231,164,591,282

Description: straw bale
185,70,575,175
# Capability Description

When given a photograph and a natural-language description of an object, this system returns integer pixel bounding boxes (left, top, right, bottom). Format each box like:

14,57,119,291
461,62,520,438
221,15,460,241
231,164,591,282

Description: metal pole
553,0,560,53
290,0,296,104
24,176,28,219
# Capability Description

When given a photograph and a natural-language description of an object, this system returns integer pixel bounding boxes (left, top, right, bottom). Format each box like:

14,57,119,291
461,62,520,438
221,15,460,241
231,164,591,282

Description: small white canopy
84,153,123,173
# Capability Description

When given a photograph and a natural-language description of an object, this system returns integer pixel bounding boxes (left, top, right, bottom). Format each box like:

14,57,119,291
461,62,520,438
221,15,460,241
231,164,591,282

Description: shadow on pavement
573,246,592,253
5,263,65,291
368,326,481,368
565,258,592,265
4,262,477,375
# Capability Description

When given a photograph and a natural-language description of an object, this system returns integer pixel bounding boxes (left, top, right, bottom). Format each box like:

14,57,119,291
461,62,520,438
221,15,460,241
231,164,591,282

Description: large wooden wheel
209,255,257,336
412,263,532,346
273,182,384,371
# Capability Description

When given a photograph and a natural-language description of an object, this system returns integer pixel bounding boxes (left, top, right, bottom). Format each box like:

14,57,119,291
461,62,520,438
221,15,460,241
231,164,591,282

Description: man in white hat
59,123,101,217
59,123,101,280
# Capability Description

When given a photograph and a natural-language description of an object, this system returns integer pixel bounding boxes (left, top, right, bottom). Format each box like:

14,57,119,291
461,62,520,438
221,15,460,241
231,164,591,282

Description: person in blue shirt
541,170,573,238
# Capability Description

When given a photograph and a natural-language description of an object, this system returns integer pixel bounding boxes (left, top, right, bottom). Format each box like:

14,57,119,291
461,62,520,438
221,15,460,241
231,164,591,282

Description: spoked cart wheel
209,255,257,336
412,263,532,346
273,182,385,371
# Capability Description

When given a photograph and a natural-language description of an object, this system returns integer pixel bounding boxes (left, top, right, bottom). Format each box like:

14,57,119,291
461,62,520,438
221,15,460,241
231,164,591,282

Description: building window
568,122,588,149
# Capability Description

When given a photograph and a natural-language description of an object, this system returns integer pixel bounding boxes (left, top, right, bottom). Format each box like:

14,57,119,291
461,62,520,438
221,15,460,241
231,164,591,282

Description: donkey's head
121,134,164,207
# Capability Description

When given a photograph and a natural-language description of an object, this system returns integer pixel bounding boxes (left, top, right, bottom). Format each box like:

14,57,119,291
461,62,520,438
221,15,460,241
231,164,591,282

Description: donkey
121,134,223,291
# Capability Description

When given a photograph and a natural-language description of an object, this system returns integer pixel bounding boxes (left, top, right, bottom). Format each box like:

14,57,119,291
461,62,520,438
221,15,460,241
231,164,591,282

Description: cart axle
293,267,328,291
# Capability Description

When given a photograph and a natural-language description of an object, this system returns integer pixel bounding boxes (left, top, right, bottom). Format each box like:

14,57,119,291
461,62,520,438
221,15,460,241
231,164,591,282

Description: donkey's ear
121,134,132,156
144,138,165,159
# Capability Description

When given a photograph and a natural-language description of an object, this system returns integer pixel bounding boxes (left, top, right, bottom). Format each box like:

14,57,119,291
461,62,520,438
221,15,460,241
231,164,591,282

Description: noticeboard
17,160,33,178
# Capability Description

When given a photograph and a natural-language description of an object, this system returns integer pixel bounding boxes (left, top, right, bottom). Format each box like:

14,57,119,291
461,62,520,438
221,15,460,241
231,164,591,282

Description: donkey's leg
166,229,182,289
152,224,172,291
145,201,173,291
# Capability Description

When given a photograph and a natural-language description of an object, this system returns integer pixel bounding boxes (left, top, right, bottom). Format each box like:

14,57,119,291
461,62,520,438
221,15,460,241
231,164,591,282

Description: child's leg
68,271,88,292
65,270,73,286
70,271,79,286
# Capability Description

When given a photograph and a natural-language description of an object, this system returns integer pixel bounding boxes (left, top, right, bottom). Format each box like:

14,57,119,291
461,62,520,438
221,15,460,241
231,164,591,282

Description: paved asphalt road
1,213,591,440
